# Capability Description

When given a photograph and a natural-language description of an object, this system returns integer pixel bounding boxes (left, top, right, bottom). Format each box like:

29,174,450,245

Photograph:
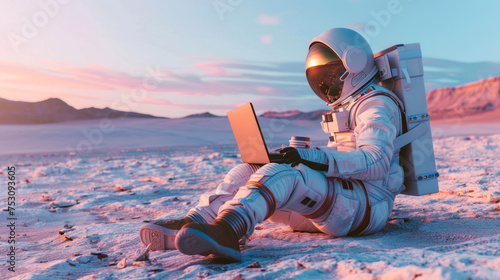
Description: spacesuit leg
215,163,394,239
218,162,396,239
219,163,334,238
311,179,367,236
188,163,261,223
312,180,395,236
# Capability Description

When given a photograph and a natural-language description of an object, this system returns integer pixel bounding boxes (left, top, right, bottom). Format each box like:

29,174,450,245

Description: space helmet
305,28,378,107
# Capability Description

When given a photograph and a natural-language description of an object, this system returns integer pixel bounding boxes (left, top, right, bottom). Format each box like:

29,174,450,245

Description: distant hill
427,76,500,119
260,109,329,120
181,112,222,118
0,97,163,124
261,110,302,118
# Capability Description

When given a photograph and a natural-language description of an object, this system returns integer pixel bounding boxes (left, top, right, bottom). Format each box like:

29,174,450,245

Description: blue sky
1,0,499,117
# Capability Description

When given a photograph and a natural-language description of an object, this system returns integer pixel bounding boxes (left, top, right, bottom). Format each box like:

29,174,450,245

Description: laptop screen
227,103,271,164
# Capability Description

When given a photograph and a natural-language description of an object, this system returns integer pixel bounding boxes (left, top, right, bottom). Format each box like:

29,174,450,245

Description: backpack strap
349,86,428,151
393,122,428,150
349,87,406,134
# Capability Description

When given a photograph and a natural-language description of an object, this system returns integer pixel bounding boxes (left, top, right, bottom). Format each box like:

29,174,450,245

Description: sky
1,0,500,118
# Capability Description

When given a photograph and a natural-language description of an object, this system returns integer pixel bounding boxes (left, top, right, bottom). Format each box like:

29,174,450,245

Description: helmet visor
306,43,346,103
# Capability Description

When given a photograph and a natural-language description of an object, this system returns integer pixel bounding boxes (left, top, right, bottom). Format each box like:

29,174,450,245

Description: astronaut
139,28,405,262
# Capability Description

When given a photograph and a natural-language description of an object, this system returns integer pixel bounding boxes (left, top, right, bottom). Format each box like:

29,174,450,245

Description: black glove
280,147,302,167
280,147,328,171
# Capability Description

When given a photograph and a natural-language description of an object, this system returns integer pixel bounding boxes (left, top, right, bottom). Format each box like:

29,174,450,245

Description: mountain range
1,76,499,124
426,76,500,119
0,98,163,124
260,109,329,120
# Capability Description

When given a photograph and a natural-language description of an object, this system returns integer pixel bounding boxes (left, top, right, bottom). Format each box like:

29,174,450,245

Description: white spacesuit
139,28,405,262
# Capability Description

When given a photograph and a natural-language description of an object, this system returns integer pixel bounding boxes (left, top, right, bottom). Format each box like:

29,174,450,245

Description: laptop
227,103,286,164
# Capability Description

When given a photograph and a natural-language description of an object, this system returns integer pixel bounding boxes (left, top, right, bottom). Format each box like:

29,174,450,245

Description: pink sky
1,1,499,117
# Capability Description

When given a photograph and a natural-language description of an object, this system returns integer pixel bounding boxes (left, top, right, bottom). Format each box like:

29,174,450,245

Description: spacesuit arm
280,147,329,171
319,96,400,180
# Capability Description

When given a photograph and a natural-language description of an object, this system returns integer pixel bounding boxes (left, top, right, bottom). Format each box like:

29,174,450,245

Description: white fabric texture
296,148,329,165
320,93,405,196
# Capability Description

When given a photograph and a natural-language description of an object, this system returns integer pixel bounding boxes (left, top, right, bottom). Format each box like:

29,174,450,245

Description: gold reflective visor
305,43,342,69
306,43,346,103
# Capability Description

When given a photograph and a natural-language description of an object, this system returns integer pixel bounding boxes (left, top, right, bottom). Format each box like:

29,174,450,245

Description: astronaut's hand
280,147,329,171
280,147,302,167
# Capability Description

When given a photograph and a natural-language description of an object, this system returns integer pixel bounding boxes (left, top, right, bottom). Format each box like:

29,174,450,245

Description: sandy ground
0,118,499,279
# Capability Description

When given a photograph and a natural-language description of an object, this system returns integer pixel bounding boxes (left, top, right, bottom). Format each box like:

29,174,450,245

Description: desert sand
0,116,499,279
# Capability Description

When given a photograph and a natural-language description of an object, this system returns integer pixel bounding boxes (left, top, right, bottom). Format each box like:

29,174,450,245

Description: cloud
0,61,147,92
256,14,280,25
0,58,313,114
2,56,495,117
0,59,279,98
256,86,273,93
260,34,273,44
422,58,500,90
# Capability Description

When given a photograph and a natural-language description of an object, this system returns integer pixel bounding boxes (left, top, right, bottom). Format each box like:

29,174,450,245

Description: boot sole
139,224,177,251
175,228,242,262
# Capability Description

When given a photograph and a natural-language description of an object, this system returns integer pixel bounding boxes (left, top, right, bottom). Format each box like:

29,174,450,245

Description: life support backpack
374,43,439,196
